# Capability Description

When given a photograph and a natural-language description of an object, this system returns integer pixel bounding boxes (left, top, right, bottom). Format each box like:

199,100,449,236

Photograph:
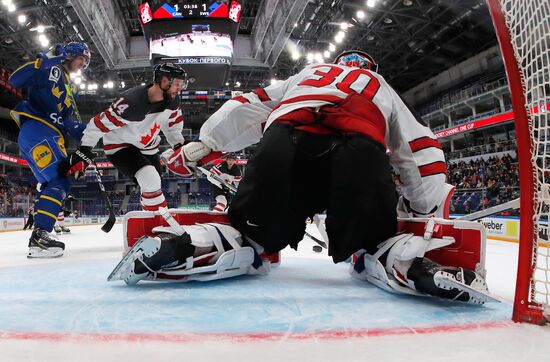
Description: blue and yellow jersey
9,56,84,141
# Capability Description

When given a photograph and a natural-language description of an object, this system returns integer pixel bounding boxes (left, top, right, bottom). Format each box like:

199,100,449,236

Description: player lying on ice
108,50,496,304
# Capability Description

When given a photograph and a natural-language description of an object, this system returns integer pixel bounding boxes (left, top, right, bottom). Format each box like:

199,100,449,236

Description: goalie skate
107,235,161,284
434,270,501,304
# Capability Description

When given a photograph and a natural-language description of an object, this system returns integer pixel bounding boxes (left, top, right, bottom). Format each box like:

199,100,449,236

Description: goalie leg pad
350,230,493,303
159,223,260,281
110,222,263,284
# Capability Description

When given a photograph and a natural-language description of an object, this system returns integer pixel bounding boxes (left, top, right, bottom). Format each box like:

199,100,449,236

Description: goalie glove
397,183,455,219
59,146,94,180
161,142,220,177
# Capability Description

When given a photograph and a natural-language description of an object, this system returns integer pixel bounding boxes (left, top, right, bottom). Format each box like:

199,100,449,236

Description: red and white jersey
81,85,185,155
200,63,447,214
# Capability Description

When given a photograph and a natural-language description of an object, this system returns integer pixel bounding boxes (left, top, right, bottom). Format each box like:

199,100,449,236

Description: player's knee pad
135,165,161,192
135,165,166,211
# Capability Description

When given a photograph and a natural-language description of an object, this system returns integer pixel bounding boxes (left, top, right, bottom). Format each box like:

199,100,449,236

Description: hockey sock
34,187,65,232
135,165,167,211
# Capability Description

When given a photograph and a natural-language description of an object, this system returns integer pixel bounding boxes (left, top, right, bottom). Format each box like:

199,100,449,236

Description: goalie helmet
334,50,378,72
153,63,189,89
64,42,91,69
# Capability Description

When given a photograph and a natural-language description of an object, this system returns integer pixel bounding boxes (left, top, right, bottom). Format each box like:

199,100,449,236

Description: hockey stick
304,231,327,249
456,198,520,221
90,162,116,233
198,166,238,193
62,72,116,232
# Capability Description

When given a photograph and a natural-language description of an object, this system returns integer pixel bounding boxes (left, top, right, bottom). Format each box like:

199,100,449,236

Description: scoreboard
137,1,242,89
139,1,241,23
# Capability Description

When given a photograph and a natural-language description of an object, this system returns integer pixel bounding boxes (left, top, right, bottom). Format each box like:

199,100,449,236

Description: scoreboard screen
137,1,241,89
139,1,241,22
149,20,233,59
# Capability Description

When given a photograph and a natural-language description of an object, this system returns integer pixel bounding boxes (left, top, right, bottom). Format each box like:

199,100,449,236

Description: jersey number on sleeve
297,65,380,100
112,98,129,115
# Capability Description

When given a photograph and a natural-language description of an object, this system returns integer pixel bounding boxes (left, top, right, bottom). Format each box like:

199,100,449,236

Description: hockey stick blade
90,163,116,233
101,214,116,233
305,231,327,249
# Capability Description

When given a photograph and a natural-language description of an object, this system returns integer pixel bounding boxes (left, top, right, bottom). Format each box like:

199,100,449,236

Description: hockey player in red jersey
60,63,195,211
108,51,494,304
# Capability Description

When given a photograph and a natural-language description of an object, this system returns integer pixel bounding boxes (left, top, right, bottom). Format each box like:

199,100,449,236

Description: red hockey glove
59,146,94,180
161,142,219,177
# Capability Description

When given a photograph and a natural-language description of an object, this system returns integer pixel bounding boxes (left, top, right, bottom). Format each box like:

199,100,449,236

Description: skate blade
434,272,502,304
27,247,64,259
107,236,158,282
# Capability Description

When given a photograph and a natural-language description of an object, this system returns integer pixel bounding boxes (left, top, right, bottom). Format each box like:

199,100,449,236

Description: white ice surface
0,223,548,361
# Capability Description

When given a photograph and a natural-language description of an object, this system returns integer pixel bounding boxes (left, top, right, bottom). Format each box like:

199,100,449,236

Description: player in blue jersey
9,42,91,258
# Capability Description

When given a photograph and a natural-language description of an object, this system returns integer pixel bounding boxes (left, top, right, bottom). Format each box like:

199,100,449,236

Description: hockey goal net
487,0,550,324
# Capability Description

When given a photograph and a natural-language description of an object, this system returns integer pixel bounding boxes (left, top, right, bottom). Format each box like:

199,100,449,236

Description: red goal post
487,0,550,324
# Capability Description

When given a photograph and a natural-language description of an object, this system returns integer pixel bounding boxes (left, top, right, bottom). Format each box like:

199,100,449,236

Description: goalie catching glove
59,146,94,180
161,141,221,177
397,183,455,219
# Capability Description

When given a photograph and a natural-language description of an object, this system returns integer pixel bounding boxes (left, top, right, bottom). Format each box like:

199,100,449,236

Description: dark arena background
0,0,549,361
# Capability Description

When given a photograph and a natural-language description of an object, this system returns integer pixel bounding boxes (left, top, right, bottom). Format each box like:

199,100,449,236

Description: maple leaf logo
140,122,161,145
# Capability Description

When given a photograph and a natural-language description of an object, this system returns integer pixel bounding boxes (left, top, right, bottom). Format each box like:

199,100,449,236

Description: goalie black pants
229,123,398,263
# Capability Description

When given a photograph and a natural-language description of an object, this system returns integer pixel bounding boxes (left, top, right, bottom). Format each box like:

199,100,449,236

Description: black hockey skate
108,232,195,285
407,257,499,304
28,228,65,259
60,226,71,233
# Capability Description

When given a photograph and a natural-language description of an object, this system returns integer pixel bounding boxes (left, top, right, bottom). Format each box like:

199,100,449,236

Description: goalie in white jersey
109,51,492,304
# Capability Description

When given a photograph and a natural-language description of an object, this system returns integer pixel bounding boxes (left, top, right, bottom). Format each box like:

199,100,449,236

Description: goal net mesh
496,0,550,314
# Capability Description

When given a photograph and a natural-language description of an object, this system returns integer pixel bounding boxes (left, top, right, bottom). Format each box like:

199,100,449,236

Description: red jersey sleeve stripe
418,161,447,177
93,114,109,133
141,190,163,199
104,110,126,127
272,94,343,111
409,137,442,152
253,88,270,102
169,111,179,119
232,96,250,104
169,115,184,127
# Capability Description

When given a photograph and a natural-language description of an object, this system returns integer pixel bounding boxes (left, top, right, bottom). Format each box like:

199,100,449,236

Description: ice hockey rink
0,222,549,362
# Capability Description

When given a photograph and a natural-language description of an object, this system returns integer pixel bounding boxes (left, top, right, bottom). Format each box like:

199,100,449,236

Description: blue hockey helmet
334,50,378,72
64,42,91,69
